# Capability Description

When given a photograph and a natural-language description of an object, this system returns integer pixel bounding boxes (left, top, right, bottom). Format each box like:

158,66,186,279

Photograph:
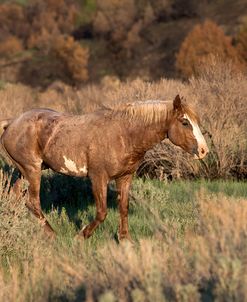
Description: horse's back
1,107,137,178
1,108,66,167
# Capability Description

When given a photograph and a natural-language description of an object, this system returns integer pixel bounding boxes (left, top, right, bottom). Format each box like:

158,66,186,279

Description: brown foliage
93,0,136,41
0,36,23,58
236,21,247,63
51,35,89,83
150,0,173,18
24,0,89,85
176,20,246,78
0,0,83,85
93,0,159,56
0,3,28,40
26,0,78,51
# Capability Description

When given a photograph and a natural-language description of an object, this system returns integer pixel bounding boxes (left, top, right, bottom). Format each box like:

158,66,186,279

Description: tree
52,35,89,83
176,20,245,78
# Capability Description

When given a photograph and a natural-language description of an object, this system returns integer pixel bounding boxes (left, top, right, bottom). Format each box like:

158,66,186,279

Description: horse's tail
0,118,13,138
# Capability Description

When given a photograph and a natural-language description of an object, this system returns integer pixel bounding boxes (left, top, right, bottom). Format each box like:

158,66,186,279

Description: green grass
76,0,96,26
37,173,247,247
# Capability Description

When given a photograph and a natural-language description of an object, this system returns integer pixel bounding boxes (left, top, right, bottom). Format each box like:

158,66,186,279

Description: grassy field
0,170,247,301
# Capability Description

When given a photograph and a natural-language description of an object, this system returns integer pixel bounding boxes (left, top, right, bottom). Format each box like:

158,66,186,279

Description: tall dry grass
0,60,246,179
0,169,246,301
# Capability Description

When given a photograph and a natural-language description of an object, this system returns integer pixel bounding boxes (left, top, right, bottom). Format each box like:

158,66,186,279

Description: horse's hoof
119,238,135,250
43,222,56,240
75,226,88,241
116,231,135,246
47,232,56,240
74,233,85,243
44,228,56,240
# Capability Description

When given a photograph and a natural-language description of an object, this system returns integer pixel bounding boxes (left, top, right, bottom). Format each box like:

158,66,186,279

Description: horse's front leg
79,175,108,239
116,174,133,242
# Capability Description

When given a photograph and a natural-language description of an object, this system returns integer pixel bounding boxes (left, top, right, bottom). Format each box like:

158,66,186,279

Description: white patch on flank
79,165,88,174
184,114,209,158
63,156,79,173
60,167,68,174
60,156,88,175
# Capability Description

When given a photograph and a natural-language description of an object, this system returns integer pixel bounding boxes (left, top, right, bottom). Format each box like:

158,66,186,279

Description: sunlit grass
42,175,247,245
0,171,247,301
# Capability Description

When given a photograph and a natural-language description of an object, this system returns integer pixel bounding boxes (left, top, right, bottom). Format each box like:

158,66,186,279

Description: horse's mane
180,102,199,123
107,99,199,124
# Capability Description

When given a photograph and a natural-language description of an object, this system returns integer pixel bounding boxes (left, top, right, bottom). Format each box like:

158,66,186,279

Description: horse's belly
45,155,88,177
43,145,88,177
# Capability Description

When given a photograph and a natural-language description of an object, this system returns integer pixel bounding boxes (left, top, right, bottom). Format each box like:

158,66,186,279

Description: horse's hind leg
12,173,27,199
79,175,108,239
20,164,55,237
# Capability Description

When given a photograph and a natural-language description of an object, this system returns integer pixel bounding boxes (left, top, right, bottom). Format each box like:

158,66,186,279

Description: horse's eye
182,119,189,127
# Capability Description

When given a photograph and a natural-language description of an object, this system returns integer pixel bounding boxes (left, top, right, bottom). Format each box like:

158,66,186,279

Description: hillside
85,0,247,81
0,0,246,86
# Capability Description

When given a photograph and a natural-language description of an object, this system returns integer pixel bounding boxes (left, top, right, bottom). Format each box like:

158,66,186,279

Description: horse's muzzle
193,146,209,160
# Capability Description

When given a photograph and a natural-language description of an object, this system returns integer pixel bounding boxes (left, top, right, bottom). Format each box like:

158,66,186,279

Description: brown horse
0,95,208,241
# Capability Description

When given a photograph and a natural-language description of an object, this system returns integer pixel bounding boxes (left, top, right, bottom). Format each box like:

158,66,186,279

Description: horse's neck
128,119,169,156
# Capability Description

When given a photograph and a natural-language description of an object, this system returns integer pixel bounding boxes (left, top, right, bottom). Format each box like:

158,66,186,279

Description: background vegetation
0,0,246,85
1,60,246,180
0,1,247,301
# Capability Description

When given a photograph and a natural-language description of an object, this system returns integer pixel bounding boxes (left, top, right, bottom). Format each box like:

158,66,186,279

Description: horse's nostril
201,148,205,154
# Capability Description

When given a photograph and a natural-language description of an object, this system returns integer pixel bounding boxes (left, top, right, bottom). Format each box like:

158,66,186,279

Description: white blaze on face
184,114,209,159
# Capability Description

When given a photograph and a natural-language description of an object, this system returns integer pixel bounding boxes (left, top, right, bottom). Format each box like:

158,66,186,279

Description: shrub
236,21,247,63
0,3,27,39
93,0,136,42
0,0,82,85
188,58,247,179
176,19,245,78
93,0,174,43
0,83,34,119
93,0,156,55
0,36,23,57
51,35,89,83
26,0,78,51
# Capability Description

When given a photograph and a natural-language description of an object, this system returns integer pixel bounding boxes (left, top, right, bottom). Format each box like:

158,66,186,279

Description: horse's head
168,95,209,159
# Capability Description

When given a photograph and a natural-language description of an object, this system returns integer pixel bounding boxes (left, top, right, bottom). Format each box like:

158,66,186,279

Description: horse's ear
173,95,182,112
